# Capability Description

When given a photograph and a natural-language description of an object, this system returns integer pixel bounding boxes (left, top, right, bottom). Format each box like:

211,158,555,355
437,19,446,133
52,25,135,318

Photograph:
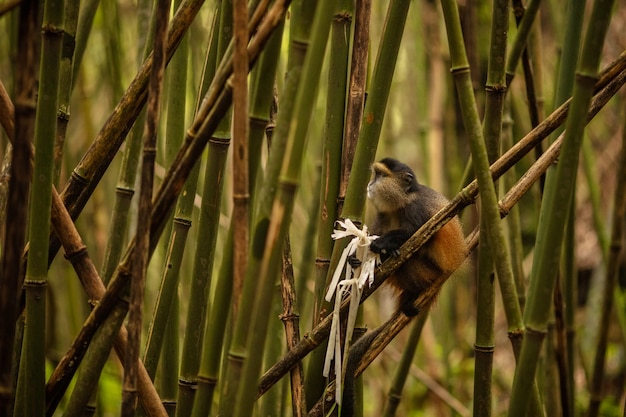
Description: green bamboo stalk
472,0,510,414
198,1,307,414
175,6,223,416
55,0,205,251
100,0,155,285
507,0,616,414
501,102,525,306
552,2,586,413
260,283,288,417
71,0,100,91
142,0,191,380
121,0,169,414
473,229,495,417
504,0,541,85
53,0,78,184
309,0,410,408
49,2,285,413
175,8,225,417
229,1,334,415
63,302,128,415
587,125,626,416
441,0,524,340
187,4,284,415
0,1,37,413
439,0,545,414
305,0,352,405
22,0,64,414
161,300,180,414
101,0,125,99
381,312,428,417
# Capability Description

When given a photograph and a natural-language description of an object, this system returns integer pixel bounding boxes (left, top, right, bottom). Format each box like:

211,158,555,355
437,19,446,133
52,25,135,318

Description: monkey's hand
347,255,362,269
370,229,411,260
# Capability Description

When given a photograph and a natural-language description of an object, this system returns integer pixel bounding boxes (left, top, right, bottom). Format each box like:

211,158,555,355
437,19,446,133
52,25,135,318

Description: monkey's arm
370,229,412,260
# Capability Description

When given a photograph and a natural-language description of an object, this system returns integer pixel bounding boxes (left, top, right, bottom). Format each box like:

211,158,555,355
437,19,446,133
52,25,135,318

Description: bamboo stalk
587,110,626,417
121,0,169,414
230,1,335,415
440,3,533,412
142,0,191,381
0,1,37,413
306,0,353,404
473,0,512,413
198,1,303,415
44,189,166,417
280,236,307,416
381,312,428,417
552,1,586,413
187,3,283,415
176,6,223,416
232,0,250,321
507,0,617,414
22,0,64,414
53,0,79,184
100,0,156,286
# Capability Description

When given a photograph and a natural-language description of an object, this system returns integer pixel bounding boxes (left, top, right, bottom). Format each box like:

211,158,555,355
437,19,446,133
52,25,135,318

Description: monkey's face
367,160,416,213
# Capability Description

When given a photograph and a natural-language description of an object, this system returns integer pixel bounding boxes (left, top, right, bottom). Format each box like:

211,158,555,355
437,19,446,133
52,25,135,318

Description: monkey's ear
403,171,415,191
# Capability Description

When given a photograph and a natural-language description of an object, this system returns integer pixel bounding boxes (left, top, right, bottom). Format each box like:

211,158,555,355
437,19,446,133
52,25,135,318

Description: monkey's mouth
366,182,374,199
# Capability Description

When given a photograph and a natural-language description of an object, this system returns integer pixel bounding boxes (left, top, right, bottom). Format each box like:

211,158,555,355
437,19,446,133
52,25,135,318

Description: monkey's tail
340,326,383,417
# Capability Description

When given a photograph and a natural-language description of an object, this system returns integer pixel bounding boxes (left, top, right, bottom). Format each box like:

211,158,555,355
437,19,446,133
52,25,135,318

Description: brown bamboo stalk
280,237,306,417
0,2,38,413
45,188,167,417
340,0,370,201
232,0,249,319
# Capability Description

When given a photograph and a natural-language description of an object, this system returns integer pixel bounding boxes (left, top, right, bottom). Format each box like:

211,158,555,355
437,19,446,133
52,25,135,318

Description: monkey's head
367,158,419,213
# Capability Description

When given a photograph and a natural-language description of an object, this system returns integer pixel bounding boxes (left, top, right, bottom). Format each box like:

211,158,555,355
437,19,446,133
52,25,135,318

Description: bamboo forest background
1,0,626,416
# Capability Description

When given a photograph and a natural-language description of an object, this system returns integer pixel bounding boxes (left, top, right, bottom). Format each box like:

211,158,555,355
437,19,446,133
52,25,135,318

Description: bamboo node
196,375,218,385
70,170,90,186
474,344,495,353
279,312,300,322
315,257,331,265
334,11,352,23
173,217,192,227
232,193,250,202
115,186,135,197
178,377,197,388
41,23,64,36
208,136,230,146
575,72,599,87
485,84,507,94
23,279,47,288
64,245,88,264
450,66,470,76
